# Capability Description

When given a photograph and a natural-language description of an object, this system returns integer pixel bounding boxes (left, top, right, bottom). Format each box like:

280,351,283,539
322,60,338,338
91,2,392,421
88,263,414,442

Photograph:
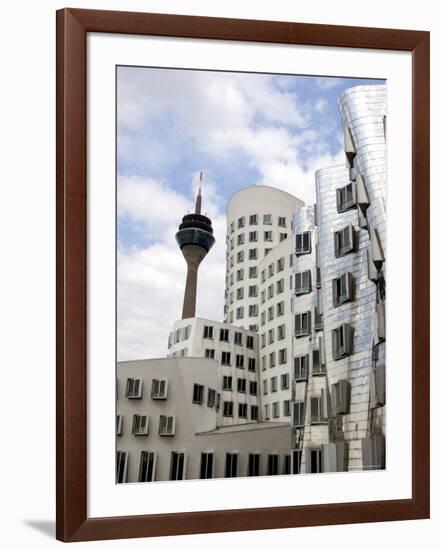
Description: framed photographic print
56,8,430,542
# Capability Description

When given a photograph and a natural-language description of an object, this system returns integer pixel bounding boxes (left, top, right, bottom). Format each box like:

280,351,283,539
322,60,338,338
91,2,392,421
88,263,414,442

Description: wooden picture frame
56,7,430,542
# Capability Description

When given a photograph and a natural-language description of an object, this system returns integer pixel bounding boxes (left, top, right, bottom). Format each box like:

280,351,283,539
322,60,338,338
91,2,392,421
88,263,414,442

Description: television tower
175,172,215,319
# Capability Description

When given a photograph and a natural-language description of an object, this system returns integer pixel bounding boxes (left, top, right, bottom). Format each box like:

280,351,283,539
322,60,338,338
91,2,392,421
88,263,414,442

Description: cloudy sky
117,66,384,360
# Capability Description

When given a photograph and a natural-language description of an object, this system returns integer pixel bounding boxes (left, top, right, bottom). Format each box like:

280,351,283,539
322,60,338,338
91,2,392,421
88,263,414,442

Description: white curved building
225,186,304,331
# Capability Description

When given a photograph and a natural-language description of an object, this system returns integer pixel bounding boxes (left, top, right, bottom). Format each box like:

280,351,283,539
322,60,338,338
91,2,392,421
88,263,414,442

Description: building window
336,181,356,212
268,263,274,277
205,349,215,359
221,351,231,365
237,233,245,245
223,401,234,417
230,221,235,233
246,335,254,349
261,290,266,305
249,230,258,242
295,232,311,255
248,454,260,476
236,269,244,281
139,451,156,482
294,312,311,338
272,402,280,418
203,325,214,339
132,414,149,436
278,348,287,364
229,292,233,304
234,332,243,346
316,266,321,288
249,381,257,395
236,287,244,300
263,380,268,395
332,324,354,360
248,357,256,372
277,324,286,340
331,380,350,415
193,384,205,404
249,248,258,260
280,233,288,241
225,453,238,477
278,216,286,227
310,395,327,424
238,216,245,228
116,451,128,483
281,373,289,390
126,378,142,399
276,279,284,294
248,285,258,297
170,451,185,480
220,328,229,342
276,301,284,317
207,388,216,408
267,454,279,475
334,225,356,258
116,415,123,436
263,214,272,225
249,324,258,332
236,307,244,320
261,269,266,283
293,450,302,474
151,378,168,399
283,400,291,416
261,311,266,326
370,364,386,408
268,285,274,299
249,304,258,317
314,306,323,331
332,272,354,307
238,403,248,418
312,349,326,375
264,230,272,241
249,266,257,278
251,405,259,420
261,356,267,370
277,257,285,272
269,352,276,368
159,415,176,436
237,378,246,393
294,355,309,381
223,376,232,391
200,452,214,479
249,214,258,225
293,402,305,427
270,376,277,393
308,449,323,474
283,454,291,474
237,250,244,263
362,433,385,471
268,329,274,344
295,270,311,295
261,333,266,348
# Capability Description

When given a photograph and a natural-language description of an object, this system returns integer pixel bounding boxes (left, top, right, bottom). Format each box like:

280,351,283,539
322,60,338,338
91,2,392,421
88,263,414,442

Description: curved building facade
225,186,303,331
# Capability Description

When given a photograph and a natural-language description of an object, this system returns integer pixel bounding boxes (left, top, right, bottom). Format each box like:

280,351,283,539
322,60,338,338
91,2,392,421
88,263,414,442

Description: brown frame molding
56,8,430,542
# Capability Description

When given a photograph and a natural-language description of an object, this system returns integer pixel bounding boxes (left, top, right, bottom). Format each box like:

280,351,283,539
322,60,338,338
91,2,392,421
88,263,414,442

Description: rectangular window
261,356,267,370
170,451,185,480
283,454,291,474
294,355,309,381
332,324,354,360
261,333,266,348
249,230,258,242
249,248,258,260
230,221,235,233
221,351,231,365
316,266,321,288
236,269,244,281
246,335,254,349
276,301,285,316
268,284,274,299
277,324,285,340
225,453,238,477
249,214,258,225
269,352,276,368
159,415,176,436
293,402,305,427
278,217,286,227
234,332,243,346
249,304,258,317
279,348,287,365
203,325,214,339
251,405,259,420
151,378,168,399
263,380,268,395
276,279,284,294
248,357,256,372
261,269,266,283
132,414,149,435
283,400,291,416
294,270,311,295
205,349,215,359
223,376,232,391
280,233,288,241
126,378,142,399
249,324,258,332
332,272,354,306
249,266,258,278
272,402,280,418
281,373,289,390
116,451,128,483
295,232,311,254
236,354,245,368
219,328,229,342
264,230,272,241
139,451,156,482
237,378,246,393
223,401,234,417
263,214,272,225
268,328,274,345
334,225,356,258
236,287,244,300
267,454,279,475
264,404,270,420
248,285,258,297
268,306,274,320
293,450,302,474
312,349,326,375
310,396,326,424
331,380,350,415
336,181,356,212
237,233,245,245
294,311,311,338
192,384,204,404
207,388,216,408
314,306,323,331
248,454,260,476
370,364,386,408
277,257,285,272
238,216,245,228
238,403,248,418
270,376,277,393
309,449,323,474
200,452,214,479
249,381,257,395
116,415,123,436
268,263,274,277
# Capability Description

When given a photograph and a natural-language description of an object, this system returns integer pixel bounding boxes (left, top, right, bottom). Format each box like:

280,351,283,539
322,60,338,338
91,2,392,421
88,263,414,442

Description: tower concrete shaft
175,185,215,320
